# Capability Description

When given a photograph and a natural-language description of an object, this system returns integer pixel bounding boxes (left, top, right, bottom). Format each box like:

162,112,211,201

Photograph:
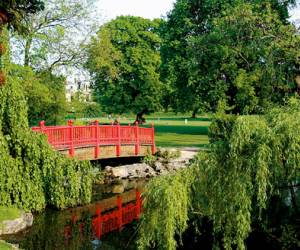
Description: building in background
65,77,92,102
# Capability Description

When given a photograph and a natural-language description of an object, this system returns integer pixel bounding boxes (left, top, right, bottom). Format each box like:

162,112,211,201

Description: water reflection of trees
14,189,142,250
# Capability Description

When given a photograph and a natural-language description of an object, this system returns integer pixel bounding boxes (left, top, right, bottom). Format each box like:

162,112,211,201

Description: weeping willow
0,26,93,211
138,99,300,250
138,170,194,250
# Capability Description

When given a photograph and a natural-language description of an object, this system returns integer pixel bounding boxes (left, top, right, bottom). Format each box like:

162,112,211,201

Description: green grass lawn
116,114,211,148
0,240,14,250
148,118,210,148
73,113,212,148
0,206,20,222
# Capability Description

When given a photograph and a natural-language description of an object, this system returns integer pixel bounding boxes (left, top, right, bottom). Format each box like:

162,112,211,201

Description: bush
0,78,93,211
0,30,93,211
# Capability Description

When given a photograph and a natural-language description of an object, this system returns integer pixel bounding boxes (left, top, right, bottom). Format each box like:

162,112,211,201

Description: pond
1,180,145,250
1,154,286,250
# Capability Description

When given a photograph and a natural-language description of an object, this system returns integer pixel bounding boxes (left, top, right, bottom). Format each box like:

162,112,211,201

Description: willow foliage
138,170,194,250
138,99,300,250
0,27,93,211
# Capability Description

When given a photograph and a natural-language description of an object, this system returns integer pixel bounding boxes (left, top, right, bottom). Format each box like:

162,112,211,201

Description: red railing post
116,122,121,157
117,196,123,230
151,123,156,154
39,120,45,131
94,120,100,159
68,120,74,157
64,226,71,241
135,122,139,156
135,189,141,219
71,215,77,225
95,207,102,239
128,123,131,145
39,120,46,139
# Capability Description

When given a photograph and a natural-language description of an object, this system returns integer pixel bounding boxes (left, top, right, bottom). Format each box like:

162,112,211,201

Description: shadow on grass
156,142,209,148
150,117,212,121
155,132,209,148
154,124,209,135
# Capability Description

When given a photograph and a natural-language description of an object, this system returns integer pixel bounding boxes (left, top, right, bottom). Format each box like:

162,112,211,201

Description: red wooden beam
94,120,100,158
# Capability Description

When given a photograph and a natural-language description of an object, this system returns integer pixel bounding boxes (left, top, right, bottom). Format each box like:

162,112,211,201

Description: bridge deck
32,120,156,160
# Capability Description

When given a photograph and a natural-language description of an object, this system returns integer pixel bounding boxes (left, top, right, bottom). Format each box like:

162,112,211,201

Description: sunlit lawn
0,206,20,222
148,118,210,148
0,240,12,250
78,114,212,148
115,114,211,148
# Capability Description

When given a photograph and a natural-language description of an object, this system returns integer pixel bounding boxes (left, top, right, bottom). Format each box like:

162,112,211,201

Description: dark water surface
1,180,145,250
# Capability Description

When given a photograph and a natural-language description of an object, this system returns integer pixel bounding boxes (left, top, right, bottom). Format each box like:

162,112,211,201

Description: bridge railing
32,120,155,158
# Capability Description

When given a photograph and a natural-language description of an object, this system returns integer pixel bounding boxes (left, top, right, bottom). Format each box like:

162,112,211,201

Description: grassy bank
0,207,21,250
0,206,20,223
0,240,14,250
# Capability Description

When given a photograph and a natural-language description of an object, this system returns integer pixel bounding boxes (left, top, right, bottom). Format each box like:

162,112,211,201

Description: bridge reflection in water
64,189,142,241
1,186,143,250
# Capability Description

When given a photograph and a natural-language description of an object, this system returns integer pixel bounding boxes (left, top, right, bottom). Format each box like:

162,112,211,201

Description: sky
290,4,300,24
96,0,300,23
96,0,176,21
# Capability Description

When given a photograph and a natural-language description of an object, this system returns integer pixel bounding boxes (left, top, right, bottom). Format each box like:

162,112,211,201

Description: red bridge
32,120,156,160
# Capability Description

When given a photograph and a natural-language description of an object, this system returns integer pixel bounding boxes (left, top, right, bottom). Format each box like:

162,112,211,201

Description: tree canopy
160,0,299,116
87,16,162,120
0,0,44,30
188,3,300,114
9,65,67,126
11,0,98,72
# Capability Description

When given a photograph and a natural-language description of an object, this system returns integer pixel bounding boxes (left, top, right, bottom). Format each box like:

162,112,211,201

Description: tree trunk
289,185,298,213
24,37,32,66
135,110,146,124
0,26,6,86
192,108,198,118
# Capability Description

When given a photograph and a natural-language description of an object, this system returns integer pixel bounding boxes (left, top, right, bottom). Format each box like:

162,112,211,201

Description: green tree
82,102,102,118
11,0,98,71
188,3,300,114
0,0,44,30
9,65,67,125
159,0,199,117
36,71,67,124
160,0,298,116
67,91,88,119
87,16,162,123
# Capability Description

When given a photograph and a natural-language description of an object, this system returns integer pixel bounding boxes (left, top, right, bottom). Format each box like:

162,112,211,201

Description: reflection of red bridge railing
32,120,156,159
64,190,142,239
